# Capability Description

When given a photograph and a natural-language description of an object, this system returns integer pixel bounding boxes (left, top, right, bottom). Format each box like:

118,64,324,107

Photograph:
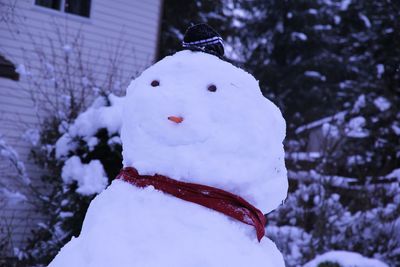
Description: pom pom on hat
182,23,225,58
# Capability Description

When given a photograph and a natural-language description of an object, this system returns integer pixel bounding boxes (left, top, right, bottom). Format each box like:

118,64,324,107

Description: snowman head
121,50,287,213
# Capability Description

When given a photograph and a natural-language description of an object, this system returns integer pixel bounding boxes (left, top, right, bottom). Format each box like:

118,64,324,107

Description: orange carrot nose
168,116,184,124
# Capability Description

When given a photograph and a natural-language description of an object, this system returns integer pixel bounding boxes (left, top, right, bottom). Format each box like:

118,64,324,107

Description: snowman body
49,51,288,267
49,180,285,267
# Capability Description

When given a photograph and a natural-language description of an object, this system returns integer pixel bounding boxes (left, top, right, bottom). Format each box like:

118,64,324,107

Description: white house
0,0,163,258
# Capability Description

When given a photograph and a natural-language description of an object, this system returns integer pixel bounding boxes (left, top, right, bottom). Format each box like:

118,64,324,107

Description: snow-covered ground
304,251,389,267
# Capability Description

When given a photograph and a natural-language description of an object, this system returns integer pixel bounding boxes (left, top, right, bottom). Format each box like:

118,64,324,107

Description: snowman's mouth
137,118,211,147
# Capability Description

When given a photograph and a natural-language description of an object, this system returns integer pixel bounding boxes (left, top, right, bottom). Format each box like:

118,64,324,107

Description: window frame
32,0,93,22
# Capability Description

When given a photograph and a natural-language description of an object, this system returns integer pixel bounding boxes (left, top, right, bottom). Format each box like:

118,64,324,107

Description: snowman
49,24,288,267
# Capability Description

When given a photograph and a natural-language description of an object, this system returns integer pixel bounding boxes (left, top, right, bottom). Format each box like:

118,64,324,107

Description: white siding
0,0,162,254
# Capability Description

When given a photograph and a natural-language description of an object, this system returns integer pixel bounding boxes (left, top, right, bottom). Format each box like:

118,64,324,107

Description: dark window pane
65,0,91,18
35,0,61,10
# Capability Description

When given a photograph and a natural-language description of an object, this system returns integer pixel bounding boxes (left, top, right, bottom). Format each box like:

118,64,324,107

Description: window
35,0,91,18
65,0,91,17
35,0,61,10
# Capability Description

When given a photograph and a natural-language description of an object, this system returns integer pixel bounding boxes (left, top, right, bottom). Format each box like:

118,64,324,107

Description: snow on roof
295,111,347,134
288,170,359,187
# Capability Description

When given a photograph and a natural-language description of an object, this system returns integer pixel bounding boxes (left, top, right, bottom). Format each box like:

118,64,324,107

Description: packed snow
49,50,288,266
304,251,389,267
50,180,285,267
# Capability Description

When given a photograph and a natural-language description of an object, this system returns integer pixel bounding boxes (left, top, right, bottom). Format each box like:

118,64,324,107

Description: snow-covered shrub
20,94,124,265
268,168,399,266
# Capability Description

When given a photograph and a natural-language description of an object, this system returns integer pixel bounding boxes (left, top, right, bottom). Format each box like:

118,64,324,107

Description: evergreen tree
19,1,399,265
159,0,230,59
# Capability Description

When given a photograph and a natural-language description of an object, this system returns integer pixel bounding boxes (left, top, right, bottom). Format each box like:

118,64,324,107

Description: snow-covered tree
11,0,398,265
21,95,124,265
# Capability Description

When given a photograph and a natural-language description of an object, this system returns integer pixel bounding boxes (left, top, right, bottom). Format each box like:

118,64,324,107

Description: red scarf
117,167,266,241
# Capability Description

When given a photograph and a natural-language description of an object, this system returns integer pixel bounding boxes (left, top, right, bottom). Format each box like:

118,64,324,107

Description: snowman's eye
151,80,160,87
207,84,217,92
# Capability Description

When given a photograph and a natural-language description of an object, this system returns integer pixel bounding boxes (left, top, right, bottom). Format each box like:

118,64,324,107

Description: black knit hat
182,23,225,58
